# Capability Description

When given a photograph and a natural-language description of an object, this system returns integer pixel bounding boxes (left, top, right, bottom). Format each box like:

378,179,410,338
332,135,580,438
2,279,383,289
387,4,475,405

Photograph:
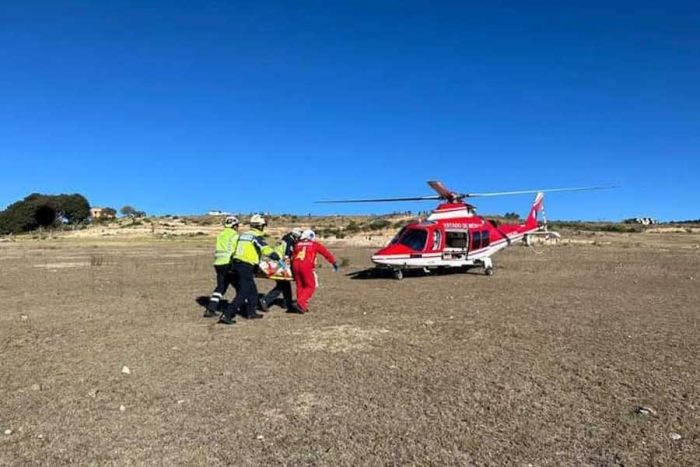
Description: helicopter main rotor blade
315,182,617,204
460,186,617,198
427,180,457,199
315,195,442,204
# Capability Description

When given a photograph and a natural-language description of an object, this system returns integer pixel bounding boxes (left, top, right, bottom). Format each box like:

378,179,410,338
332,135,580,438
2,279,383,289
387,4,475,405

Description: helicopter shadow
346,266,484,280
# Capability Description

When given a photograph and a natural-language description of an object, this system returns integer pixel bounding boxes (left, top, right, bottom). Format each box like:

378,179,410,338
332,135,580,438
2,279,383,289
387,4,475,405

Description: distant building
623,217,659,225
90,207,116,220
207,210,232,216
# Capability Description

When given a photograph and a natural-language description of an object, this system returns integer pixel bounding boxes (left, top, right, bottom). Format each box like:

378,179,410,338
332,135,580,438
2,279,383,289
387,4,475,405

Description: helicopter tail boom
525,192,545,230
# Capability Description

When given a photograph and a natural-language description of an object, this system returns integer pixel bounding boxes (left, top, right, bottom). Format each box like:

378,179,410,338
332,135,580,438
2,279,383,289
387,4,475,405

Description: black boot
218,311,236,325
218,316,235,325
203,298,219,317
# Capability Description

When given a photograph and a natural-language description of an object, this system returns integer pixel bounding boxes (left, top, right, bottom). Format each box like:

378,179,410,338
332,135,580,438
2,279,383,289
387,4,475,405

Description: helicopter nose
371,244,412,265
374,244,404,256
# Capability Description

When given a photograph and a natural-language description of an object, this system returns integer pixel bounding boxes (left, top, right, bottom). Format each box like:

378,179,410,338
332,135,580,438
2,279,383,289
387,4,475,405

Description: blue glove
269,252,281,261
332,262,340,272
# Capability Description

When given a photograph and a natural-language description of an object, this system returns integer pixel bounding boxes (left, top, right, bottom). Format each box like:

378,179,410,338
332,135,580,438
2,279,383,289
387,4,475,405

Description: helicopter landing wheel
481,258,494,276
393,269,404,280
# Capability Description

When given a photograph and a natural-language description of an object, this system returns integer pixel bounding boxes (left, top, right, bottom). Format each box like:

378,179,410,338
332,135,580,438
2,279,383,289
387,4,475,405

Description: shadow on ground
194,296,230,311
195,294,288,312
346,266,485,280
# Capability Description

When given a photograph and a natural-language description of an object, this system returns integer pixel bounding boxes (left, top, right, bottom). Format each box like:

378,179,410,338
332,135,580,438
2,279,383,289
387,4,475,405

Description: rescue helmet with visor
223,216,239,228
300,229,316,241
250,214,267,227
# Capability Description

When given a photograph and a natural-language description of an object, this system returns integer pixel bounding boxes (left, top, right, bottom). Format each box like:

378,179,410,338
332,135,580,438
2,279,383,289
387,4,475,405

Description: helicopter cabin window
471,231,482,250
431,230,442,250
399,229,428,251
471,230,490,250
445,231,468,249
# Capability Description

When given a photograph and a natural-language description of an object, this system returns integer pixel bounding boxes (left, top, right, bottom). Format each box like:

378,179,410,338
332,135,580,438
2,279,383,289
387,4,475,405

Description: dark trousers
206,264,239,312
263,280,293,309
223,261,257,319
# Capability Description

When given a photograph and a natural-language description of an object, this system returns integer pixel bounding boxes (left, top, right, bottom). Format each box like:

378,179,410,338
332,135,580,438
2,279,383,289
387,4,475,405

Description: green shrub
367,219,391,231
345,220,360,233
393,220,414,229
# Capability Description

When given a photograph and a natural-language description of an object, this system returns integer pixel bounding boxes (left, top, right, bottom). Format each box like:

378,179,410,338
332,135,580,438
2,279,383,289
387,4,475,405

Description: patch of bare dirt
295,325,391,353
1,233,699,466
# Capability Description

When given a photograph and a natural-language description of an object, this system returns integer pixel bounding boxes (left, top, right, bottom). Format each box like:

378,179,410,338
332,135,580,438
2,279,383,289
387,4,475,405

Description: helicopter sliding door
443,230,469,260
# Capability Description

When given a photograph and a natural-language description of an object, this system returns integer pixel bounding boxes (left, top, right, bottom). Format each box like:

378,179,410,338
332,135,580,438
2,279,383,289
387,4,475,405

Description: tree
0,194,57,233
504,212,520,220
120,206,136,218
102,207,117,218
0,199,37,234
0,192,92,234
58,194,90,224
35,204,58,228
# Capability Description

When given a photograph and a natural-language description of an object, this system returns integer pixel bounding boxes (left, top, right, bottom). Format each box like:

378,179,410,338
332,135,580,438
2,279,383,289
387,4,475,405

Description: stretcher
256,259,294,281
256,260,320,286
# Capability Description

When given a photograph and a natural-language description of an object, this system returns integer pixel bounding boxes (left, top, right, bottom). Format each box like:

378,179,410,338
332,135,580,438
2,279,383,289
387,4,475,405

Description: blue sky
1,1,698,221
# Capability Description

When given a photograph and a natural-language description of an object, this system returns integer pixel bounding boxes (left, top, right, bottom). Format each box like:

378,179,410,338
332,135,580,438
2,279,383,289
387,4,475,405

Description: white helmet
291,227,303,238
301,229,316,241
250,214,266,226
223,216,239,228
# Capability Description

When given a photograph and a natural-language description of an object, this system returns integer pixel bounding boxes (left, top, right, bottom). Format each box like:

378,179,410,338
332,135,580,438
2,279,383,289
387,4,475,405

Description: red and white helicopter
319,181,608,279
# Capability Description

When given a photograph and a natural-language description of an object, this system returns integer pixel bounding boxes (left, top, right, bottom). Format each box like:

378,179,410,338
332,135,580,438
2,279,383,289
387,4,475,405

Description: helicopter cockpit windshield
390,227,428,251
390,227,407,245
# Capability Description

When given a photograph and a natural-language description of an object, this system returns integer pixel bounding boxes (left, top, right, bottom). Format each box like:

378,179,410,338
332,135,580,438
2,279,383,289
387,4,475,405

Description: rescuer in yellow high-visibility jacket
219,215,281,324
204,216,240,317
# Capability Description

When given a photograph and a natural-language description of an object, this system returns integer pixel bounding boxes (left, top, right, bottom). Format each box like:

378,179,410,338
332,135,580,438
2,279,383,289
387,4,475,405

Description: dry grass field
1,230,699,466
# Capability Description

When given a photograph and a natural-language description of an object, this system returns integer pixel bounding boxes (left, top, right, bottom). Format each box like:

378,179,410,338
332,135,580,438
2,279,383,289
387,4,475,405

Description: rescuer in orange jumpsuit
291,230,339,313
